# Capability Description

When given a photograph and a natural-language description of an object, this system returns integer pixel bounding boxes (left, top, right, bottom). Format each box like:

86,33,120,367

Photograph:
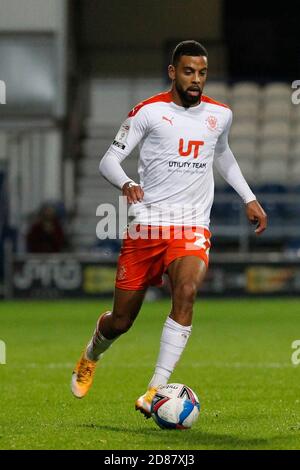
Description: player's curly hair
172,40,208,66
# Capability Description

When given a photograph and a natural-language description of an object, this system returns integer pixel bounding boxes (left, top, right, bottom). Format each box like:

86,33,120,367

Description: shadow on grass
78,423,269,449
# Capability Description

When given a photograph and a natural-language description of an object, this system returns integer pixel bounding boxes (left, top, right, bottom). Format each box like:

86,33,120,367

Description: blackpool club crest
205,115,218,131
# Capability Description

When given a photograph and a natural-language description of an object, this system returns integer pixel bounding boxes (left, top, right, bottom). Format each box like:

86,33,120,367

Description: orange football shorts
115,225,211,291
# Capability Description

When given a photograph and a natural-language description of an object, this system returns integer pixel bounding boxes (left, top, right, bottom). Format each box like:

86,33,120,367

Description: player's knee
175,282,198,303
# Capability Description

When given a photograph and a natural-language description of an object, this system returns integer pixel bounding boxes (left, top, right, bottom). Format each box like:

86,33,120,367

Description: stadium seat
263,83,291,102
256,183,289,221
211,200,241,225
213,167,227,186
0,132,7,159
292,122,300,140
236,159,256,182
203,82,229,103
214,184,227,194
257,183,288,194
231,82,261,102
257,160,289,183
281,186,300,221
259,121,291,141
289,141,300,160
258,140,289,160
291,103,300,122
230,122,258,140
262,101,292,121
231,101,259,121
230,140,257,161
292,184,300,193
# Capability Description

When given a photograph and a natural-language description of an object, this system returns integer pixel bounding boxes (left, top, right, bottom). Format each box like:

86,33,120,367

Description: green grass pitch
0,298,300,450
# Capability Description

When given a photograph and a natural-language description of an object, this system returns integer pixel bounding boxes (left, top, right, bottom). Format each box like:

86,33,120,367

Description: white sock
85,312,118,361
148,316,192,388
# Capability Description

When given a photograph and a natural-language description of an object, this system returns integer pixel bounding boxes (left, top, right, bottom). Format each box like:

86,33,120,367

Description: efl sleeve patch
113,118,131,149
112,140,125,149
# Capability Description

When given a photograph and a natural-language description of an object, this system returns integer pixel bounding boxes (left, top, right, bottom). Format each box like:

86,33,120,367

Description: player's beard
175,81,202,107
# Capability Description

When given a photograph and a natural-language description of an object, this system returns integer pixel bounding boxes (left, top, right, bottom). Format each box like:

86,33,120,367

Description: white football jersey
104,91,245,227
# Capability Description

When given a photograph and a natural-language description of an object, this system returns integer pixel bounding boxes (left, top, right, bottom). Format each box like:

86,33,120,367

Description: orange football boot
135,387,158,418
71,353,97,398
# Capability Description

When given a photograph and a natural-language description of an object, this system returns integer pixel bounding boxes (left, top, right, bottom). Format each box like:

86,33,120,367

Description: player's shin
85,311,119,361
148,316,192,388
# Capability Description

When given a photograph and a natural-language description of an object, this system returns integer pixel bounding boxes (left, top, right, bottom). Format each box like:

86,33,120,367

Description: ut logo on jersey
179,139,204,159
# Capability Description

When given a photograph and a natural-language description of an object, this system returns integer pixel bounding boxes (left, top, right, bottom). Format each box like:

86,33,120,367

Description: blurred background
0,0,300,299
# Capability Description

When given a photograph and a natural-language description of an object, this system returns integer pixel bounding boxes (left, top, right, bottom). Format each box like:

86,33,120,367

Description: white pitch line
7,361,294,369
192,361,293,369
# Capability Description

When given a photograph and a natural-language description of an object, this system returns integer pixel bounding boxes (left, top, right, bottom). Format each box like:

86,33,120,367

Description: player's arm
99,108,147,203
214,110,267,235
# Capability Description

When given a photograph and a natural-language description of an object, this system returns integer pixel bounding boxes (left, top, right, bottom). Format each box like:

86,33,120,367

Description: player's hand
122,181,144,204
246,200,267,235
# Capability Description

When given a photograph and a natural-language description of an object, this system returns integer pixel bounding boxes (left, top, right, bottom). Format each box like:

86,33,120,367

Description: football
151,383,200,430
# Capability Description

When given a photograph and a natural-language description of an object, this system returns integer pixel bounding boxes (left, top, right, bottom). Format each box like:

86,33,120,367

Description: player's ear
168,64,176,81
